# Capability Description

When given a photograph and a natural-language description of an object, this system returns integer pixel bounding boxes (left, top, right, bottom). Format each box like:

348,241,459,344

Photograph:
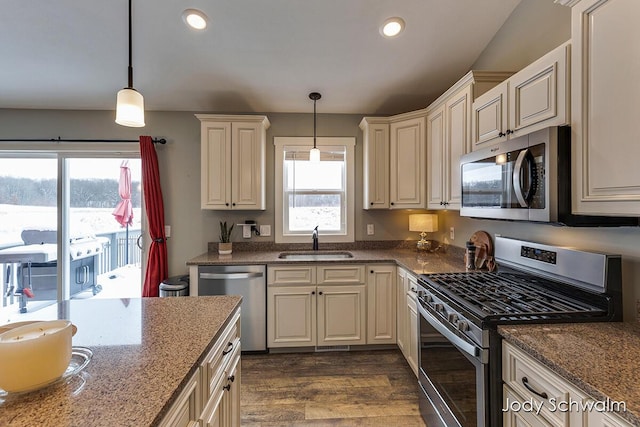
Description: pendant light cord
309,92,321,149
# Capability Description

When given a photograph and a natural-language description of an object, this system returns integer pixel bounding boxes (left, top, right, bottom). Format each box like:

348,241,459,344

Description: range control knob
457,321,470,332
447,313,459,324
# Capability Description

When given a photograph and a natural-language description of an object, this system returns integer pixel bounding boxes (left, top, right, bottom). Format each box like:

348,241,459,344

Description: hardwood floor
241,349,427,426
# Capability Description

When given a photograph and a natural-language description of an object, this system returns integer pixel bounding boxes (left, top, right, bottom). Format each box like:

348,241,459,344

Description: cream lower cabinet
396,266,418,377
366,264,396,344
197,114,270,210
568,0,640,216
503,341,632,427
472,42,570,151
267,265,366,348
160,308,241,427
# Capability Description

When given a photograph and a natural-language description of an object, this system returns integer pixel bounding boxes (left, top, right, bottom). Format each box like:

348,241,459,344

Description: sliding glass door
0,153,143,323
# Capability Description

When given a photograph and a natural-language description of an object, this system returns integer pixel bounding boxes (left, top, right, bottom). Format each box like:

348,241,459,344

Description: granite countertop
0,296,241,427
187,247,467,276
499,322,640,426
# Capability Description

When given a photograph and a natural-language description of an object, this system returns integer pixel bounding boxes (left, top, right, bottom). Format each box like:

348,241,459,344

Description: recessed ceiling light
182,9,208,30
380,17,405,38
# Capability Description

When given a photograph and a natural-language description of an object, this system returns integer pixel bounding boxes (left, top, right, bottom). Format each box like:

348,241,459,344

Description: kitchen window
274,137,355,243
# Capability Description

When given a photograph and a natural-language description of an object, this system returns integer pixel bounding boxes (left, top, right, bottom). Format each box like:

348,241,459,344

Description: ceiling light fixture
380,17,405,38
182,9,208,30
309,92,321,163
115,0,145,127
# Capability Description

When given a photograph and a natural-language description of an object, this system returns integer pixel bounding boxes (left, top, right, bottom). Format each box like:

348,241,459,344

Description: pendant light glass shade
116,88,145,127
309,147,320,163
115,0,145,128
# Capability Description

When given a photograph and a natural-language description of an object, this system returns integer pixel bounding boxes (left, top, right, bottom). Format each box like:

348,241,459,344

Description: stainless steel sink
277,251,354,261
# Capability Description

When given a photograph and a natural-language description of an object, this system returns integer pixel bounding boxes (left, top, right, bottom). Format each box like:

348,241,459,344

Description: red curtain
140,136,168,297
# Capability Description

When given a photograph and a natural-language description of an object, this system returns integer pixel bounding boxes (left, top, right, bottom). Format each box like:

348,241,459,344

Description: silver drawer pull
200,272,263,280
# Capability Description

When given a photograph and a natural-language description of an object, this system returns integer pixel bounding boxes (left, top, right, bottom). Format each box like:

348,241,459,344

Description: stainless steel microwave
460,126,638,226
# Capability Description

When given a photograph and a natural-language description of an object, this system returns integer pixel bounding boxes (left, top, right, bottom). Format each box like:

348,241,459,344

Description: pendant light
115,0,145,127
309,92,321,163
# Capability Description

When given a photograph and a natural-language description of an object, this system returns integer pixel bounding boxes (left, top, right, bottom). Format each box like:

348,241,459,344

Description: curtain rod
0,137,167,144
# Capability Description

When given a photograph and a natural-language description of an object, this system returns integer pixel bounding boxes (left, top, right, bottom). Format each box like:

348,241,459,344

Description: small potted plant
218,221,234,255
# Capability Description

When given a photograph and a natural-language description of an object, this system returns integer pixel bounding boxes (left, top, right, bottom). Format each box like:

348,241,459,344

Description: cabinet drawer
268,266,315,285
317,265,365,284
202,308,240,401
502,342,582,426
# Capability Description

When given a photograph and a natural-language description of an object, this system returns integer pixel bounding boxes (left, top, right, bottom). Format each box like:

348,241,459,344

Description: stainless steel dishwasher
197,264,266,352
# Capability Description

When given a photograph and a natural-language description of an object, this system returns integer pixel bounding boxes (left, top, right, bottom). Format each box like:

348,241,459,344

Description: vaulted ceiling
0,0,521,115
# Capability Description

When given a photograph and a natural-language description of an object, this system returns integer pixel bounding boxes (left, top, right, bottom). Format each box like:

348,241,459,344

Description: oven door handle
418,303,479,358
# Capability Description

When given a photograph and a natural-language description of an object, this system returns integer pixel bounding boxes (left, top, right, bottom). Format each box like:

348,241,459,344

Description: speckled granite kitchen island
0,296,241,427
499,322,640,426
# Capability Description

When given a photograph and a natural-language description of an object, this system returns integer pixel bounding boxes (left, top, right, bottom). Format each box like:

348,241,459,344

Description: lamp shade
309,147,321,163
409,214,438,232
115,88,145,127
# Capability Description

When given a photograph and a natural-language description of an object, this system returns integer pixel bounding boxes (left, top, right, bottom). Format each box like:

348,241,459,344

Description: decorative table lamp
409,214,438,251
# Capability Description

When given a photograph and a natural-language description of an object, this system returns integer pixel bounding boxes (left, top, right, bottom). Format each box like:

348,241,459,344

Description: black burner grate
422,271,606,321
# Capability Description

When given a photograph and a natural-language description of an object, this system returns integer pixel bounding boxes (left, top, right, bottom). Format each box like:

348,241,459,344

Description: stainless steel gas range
416,236,622,427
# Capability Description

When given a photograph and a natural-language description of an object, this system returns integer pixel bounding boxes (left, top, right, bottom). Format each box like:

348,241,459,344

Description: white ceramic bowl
0,320,73,392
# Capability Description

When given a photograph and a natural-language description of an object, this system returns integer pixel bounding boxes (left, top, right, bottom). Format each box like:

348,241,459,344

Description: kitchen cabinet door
390,116,426,209
201,121,232,209
317,285,366,346
230,121,265,209
444,85,472,210
407,291,419,377
366,265,396,344
396,268,408,355
427,105,446,210
267,285,316,347
198,115,270,210
472,82,508,150
472,42,569,151
509,42,569,138
361,119,390,209
570,0,640,216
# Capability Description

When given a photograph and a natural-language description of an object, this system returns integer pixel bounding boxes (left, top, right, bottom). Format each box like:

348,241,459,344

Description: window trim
274,137,355,244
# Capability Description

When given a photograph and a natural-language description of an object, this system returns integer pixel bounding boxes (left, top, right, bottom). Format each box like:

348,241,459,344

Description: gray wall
0,109,422,279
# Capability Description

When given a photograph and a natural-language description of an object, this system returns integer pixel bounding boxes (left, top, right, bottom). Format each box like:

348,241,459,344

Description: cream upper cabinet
390,115,427,209
197,114,270,210
360,110,427,210
361,119,390,209
428,86,472,210
472,42,570,151
427,71,512,209
569,0,640,216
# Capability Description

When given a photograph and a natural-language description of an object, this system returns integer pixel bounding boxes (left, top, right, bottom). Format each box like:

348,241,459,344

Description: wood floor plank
241,349,426,426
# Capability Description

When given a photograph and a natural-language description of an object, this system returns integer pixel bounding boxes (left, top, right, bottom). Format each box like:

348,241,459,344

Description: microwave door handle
513,149,533,207
418,302,479,358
